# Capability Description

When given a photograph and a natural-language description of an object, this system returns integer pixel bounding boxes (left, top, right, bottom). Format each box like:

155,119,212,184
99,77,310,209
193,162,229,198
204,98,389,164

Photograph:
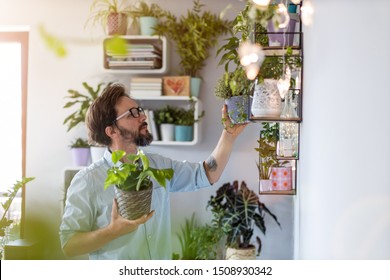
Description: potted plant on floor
214,66,254,124
154,0,231,97
207,180,281,259
85,0,132,35
173,98,204,142
104,149,173,220
69,137,90,166
128,0,166,36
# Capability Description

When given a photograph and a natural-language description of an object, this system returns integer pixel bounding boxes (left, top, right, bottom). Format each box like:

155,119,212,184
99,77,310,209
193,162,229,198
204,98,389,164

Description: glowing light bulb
301,0,314,26
277,3,290,28
245,64,260,80
291,0,300,4
277,67,291,99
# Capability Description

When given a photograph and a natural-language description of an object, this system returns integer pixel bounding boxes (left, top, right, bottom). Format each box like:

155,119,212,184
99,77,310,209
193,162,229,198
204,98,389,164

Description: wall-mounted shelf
103,35,169,74
135,96,201,146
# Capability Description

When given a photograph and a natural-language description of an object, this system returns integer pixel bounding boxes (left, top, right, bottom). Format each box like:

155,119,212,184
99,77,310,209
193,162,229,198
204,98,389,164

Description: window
0,29,29,239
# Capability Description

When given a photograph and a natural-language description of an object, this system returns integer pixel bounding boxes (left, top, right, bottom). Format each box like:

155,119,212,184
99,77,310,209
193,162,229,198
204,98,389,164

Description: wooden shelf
259,189,296,195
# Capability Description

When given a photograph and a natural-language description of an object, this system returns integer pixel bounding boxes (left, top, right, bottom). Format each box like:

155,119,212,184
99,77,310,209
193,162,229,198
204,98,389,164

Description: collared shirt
59,149,211,260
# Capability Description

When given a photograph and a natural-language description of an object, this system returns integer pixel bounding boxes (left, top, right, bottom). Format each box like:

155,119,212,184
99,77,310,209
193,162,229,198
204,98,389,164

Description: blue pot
175,125,193,141
225,95,250,124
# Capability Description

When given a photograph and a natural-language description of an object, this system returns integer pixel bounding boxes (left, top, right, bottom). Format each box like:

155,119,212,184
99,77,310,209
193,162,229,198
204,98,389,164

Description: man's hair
86,83,129,146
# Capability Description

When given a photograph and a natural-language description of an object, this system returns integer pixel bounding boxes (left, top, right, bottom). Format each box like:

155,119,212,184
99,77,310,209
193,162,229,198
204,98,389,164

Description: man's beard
115,122,153,146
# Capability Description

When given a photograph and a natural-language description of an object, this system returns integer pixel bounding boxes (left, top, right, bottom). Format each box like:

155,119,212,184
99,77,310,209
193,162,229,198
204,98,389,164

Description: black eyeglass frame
113,107,145,123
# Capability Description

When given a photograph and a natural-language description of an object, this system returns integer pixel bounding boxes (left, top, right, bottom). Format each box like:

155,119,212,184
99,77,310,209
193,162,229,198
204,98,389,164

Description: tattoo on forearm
205,156,218,172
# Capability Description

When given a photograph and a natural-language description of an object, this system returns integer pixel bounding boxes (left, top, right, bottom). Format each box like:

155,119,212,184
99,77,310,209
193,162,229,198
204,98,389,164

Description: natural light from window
0,42,23,223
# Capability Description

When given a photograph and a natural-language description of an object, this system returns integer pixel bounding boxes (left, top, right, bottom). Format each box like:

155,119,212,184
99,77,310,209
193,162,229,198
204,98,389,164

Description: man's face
113,96,153,146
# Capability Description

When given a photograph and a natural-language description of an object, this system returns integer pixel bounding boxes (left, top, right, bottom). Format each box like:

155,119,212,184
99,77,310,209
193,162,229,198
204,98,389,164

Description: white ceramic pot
251,79,282,117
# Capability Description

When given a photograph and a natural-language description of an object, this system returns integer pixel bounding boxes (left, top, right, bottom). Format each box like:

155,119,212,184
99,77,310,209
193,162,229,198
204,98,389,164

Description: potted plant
63,81,112,161
85,0,132,35
173,98,204,141
153,105,176,141
214,66,254,124
104,149,173,220
0,177,34,259
255,122,290,192
207,180,281,259
154,0,231,97
69,137,90,166
128,0,166,36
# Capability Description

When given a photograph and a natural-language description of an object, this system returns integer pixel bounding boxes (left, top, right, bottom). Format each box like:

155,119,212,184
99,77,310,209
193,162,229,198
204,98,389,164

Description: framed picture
163,76,190,96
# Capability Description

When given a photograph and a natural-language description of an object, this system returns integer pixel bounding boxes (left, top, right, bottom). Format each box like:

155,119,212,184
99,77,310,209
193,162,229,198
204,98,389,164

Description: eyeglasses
114,107,145,123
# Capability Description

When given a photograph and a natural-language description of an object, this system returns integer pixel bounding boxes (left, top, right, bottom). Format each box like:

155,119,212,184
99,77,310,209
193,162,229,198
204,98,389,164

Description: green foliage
255,123,288,179
104,149,174,191
38,25,67,58
128,0,165,19
0,177,35,259
69,137,90,148
63,81,112,132
214,67,254,99
154,0,231,77
85,0,132,32
207,180,280,256
153,105,176,125
174,214,224,260
173,98,204,126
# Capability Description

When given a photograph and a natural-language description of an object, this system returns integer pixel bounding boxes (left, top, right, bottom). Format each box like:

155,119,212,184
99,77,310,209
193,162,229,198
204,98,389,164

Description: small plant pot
267,14,298,47
259,179,273,192
140,16,158,36
159,123,175,141
114,186,153,220
225,246,256,260
251,79,282,118
270,167,292,191
107,12,128,35
71,148,90,166
175,125,193,141
225,95,250,124
190,77,202,98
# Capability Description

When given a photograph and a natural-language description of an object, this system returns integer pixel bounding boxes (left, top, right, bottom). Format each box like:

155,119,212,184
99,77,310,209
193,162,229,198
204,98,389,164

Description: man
60,83,247,259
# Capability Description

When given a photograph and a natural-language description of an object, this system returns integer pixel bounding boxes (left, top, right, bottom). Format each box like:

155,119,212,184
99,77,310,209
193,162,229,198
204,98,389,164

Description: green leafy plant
154,0,231,77
173,99,205,126
173,214,224,260
85,0,132,32
104,149,173,191
0,177,35,259
207,180,280,256
153,105,176,125
255,123,288,179
128,0,165,20
63,81,111,132
69,137,90,148
214,66,254,99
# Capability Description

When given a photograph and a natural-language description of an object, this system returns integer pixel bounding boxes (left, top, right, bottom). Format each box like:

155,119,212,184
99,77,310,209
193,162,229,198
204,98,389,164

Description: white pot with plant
104,149,173,220
128,0,166,36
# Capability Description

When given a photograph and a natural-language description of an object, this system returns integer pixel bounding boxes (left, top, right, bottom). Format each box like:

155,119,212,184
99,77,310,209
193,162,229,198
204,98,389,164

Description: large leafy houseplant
207,180,280,257
104,149,173,220
104,149,173,192
0,177,34,259
154,0,231,78
63,82,111,132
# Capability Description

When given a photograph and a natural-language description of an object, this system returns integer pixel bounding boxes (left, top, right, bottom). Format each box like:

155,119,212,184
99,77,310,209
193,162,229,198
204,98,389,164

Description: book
148,110,159,140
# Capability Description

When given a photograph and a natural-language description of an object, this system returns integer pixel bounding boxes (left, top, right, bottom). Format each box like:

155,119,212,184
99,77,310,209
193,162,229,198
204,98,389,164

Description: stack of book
130,77,163,97
106,43,162,70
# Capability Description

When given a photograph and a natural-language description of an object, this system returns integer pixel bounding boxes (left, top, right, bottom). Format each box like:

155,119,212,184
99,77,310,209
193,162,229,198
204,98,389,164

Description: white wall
299,0,390,259
1,0,293,259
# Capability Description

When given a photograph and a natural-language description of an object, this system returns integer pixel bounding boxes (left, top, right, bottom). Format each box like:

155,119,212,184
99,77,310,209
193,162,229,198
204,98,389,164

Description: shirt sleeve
147,152,212,193
59,170,96,248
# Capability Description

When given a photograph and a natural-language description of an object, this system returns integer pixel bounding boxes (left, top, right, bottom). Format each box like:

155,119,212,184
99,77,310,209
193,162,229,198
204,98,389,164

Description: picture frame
163,76,190,96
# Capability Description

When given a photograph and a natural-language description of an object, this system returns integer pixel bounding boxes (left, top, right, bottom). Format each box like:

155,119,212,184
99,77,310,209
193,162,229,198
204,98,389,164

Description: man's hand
221,104,248,136
108,199,155,238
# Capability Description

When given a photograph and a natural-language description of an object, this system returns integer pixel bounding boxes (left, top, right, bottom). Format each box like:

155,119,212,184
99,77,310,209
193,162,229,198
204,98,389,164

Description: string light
252,0,271,6
238,41,265,80
301,0,314,26
276,3,290,28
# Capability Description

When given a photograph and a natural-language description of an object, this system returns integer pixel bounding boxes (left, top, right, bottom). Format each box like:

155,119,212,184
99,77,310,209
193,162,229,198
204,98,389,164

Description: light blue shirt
60,149,211,260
